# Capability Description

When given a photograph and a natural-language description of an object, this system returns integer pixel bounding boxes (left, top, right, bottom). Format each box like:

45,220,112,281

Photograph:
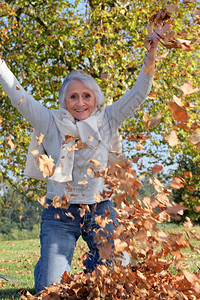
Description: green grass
0,224,199,299
0,238,87,299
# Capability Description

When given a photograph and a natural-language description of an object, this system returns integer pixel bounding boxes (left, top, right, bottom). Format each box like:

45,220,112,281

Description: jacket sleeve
105,64,153,133
0,61,52,135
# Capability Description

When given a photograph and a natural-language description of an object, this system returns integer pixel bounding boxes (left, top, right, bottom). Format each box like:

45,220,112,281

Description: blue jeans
34,200,118,293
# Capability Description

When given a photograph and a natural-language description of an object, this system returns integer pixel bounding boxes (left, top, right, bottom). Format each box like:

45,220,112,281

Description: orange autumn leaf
188,131,200,146
168,101,189,123
179,81,199,96
170,176,186,189
89,158,101,167
8,134,15,149
36,133,44,146
166,130,179,147
36,154,55,178
151,164,163,174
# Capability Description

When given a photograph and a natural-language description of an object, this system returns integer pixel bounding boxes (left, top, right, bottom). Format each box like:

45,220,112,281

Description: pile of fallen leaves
21,154,200,299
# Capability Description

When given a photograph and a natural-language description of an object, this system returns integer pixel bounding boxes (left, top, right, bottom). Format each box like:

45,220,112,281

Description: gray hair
59,70,105,108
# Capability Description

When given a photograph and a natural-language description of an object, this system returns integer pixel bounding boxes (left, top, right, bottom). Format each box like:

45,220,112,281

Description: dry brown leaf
151,164,163,174
166,130,179,147
89,158,101,167
36,154,55,178
16,84,20,90
17,96,25,106
179,81,199,96
173,95,184,107
36,133,44,146
114,239,128,253
8,134,15,149
30,149,39,156
170,176,186,189
188,131,200,146
183,217,193,228
168,102,190,124
150,113,162,128
78,180,88,185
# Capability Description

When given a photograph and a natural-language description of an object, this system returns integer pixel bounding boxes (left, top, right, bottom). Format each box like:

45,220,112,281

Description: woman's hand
144,19,172,75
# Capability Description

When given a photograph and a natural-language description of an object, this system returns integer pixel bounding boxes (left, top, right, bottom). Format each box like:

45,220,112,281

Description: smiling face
65,80,97,120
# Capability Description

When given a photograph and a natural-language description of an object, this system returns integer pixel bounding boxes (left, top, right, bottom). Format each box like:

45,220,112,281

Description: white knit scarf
49,107,107,182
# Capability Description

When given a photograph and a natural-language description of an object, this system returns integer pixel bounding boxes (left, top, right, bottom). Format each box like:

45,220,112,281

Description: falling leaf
173,95,184,107
166,130,179,147
170,176,186,189
150,113,162,128
179,81,199,96
114,239,128,253
65,212,75,220
135,143,145,150
36,154,55,178
151,164,163,174
8,134,15,149
63,135,75,144
36,133,44,146
168,102,190,124
156,51,169,62
17,96,25,106
78,180,88,185
30,149,39,155
183,217,193,228
188,131,200,146
150,7,171,25
89,158,101,167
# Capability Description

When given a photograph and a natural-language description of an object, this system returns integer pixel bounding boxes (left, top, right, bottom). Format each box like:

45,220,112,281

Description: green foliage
0,0,199,202
171,155,200,222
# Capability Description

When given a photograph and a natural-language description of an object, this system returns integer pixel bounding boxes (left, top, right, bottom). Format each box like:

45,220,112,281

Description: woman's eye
84,94,91,99
71,95,76,99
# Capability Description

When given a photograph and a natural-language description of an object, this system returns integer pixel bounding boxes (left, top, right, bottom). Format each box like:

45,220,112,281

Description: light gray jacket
0,61,153,204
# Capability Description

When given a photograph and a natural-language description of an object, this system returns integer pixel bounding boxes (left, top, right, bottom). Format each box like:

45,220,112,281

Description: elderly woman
0,21,171,292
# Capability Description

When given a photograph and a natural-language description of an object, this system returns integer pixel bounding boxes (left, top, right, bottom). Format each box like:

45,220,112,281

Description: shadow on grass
0,287,35,299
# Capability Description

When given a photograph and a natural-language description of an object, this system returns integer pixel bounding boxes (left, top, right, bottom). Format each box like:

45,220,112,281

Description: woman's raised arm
0,59,52,135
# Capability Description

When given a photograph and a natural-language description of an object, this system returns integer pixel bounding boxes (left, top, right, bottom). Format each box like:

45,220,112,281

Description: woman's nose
77,96,84,106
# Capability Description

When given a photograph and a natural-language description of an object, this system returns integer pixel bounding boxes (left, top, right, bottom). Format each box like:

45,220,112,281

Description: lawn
0,238,87,299
0,224,199,299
